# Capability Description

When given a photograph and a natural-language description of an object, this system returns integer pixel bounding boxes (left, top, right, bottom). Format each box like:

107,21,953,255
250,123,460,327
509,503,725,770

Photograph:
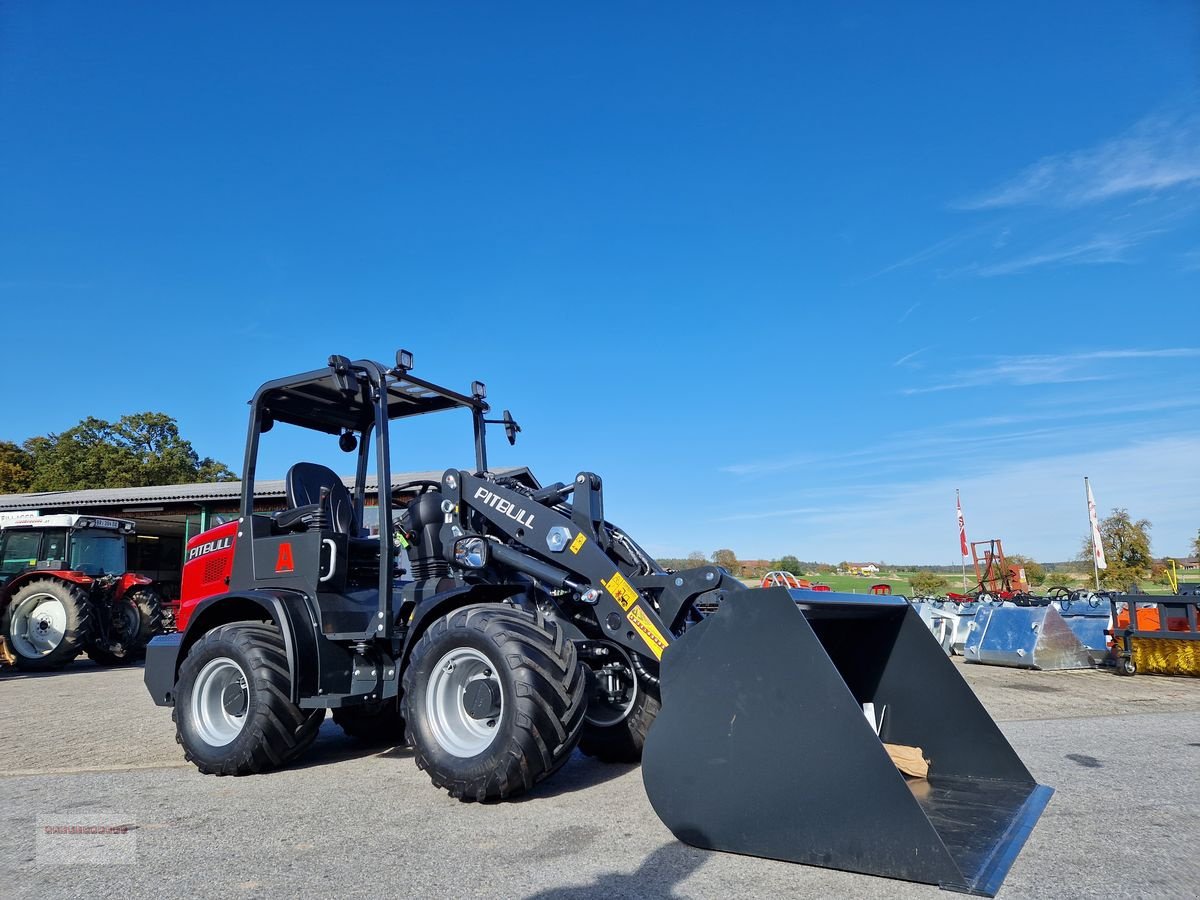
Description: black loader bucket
643,587,1052,896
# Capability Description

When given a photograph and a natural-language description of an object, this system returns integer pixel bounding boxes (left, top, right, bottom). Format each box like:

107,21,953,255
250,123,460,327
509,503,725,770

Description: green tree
1081,508,1152,589
775,554,803,574
1193,528,1200,560
0,440,34,493
711,548,738,572
910,571,948,596
15,412,236,492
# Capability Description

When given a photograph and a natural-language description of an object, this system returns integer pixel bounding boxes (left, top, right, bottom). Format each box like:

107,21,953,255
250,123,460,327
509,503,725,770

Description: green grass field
741,568,1193,596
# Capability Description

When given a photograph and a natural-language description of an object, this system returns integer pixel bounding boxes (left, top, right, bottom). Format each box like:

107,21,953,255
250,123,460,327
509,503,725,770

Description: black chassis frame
146,353,741,711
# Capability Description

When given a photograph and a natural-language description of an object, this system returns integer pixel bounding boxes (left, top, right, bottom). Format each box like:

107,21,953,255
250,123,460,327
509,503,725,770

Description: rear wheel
333,698,406,744
402,603,586,801
3,579,93,671
88,586,164,666
579,642,660,763
174,622,323,774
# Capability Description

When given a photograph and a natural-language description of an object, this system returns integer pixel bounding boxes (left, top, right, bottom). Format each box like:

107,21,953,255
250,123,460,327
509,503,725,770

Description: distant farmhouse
844,562,881,576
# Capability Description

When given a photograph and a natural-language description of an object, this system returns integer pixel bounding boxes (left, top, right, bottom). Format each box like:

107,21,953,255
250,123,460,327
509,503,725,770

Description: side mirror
260,409,275,433
452,536,490,569
502,410,521,446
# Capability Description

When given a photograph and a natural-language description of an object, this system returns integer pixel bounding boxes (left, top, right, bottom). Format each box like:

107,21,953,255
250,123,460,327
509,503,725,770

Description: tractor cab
0,515,136,586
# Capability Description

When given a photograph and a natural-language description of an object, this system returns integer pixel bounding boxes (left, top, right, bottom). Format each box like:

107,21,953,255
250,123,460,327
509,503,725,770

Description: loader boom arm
437,470,735,662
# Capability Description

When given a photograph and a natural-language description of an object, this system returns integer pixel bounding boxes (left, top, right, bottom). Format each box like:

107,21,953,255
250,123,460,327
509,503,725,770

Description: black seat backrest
284,463,358,536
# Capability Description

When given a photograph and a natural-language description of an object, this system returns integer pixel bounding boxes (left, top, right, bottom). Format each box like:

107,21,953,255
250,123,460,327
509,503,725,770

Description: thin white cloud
972,232,1152,277
961,110,1200,209
897,302,921,324
709,507,826,523
702,436,1200,563
893,346,930,367
902,348,1200,395
859,232,977,281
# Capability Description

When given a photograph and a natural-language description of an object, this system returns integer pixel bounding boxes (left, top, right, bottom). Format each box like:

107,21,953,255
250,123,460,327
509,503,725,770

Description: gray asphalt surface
2,658,1198,899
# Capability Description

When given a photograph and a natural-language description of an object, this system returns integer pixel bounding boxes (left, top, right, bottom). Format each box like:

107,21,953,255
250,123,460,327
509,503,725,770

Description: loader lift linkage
144,351,1051,896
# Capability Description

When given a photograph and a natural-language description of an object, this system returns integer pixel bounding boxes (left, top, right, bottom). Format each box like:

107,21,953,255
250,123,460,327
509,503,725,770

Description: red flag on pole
956,491,969,557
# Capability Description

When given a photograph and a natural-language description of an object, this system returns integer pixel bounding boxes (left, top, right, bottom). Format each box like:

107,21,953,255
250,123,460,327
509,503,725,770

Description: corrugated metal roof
0,467,532,511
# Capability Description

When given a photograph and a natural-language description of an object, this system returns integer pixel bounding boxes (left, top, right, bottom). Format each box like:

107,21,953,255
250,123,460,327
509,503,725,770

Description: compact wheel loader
145,352,1051,896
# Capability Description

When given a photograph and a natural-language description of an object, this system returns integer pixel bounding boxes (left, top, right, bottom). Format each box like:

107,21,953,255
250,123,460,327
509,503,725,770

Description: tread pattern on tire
174,621,323,775
3,578,93,671
579,686,660,764
402,603,587,802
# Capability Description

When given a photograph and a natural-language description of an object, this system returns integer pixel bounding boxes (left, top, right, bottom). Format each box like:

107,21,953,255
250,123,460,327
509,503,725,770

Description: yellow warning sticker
601,570,638,611
569,531,587,554
627,605,668,660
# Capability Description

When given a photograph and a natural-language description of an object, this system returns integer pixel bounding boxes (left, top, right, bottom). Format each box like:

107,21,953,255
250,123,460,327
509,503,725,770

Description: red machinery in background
946,539,1029,602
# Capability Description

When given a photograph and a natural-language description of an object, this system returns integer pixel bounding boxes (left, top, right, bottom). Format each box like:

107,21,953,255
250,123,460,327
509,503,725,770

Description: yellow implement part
1131,637,1200,677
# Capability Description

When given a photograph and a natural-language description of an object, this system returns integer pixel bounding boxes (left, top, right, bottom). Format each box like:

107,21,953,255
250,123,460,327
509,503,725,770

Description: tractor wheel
2,579,93,671
333,698,406,744
402,603,586,801
578,643,660,764
173,622,323,775
88,587,164,666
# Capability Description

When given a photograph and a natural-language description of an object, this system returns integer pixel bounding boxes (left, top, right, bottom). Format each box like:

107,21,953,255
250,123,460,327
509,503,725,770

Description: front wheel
174,622,323,775
402,603,586,801
3,579,93,671
89,587,164,666
578,642,660,763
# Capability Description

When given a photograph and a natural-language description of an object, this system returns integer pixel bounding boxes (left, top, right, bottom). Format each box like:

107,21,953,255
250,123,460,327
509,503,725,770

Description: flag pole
957,489,967,592
1085,476,1100,591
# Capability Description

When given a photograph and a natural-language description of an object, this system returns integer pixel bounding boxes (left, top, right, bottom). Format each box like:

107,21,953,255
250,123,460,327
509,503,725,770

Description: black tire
2,579,93,671
333,698,406,744
579,685,660,764
174,622,323,775
1120,657,1137,676
88,586,165,666
402,603,586,801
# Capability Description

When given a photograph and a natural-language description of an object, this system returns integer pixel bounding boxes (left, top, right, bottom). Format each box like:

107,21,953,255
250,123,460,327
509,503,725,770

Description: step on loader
144,352,1050,896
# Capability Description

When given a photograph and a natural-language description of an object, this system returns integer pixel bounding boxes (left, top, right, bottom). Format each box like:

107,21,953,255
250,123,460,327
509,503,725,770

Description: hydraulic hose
630,649,660,687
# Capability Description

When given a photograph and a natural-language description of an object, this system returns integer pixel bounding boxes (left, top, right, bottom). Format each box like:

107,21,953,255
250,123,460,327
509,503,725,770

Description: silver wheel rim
9,593,68,658
425,647,502,758
584,643,639,728
190,657,250,747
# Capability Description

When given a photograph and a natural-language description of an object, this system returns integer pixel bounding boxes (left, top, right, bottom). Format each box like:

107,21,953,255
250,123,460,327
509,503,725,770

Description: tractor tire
333,698,406,744
402,603,586,801
578,641,660,763
88,587,165,666
2,579,93,671
173,622,323,775
579,685,660,764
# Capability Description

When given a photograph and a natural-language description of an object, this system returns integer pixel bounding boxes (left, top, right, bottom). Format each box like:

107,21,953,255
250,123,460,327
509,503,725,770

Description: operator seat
280,463,380,591
284,462,358,535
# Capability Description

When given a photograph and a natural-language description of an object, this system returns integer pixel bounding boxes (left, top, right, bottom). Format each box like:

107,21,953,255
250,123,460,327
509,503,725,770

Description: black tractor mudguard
144,589,322,705
642,586,1051,897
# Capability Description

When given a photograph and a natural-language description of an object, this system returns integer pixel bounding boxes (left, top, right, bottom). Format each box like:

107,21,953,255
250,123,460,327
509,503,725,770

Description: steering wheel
392,479,443,498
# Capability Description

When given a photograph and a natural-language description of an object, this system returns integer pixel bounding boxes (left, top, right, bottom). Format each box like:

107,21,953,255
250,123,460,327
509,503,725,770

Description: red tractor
0,514,164,670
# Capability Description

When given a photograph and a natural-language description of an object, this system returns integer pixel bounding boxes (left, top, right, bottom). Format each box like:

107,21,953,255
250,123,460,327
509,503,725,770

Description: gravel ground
1,657,1198,899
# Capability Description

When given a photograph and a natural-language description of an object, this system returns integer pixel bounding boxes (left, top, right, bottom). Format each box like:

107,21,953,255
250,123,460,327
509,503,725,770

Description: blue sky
2,2,1197,564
